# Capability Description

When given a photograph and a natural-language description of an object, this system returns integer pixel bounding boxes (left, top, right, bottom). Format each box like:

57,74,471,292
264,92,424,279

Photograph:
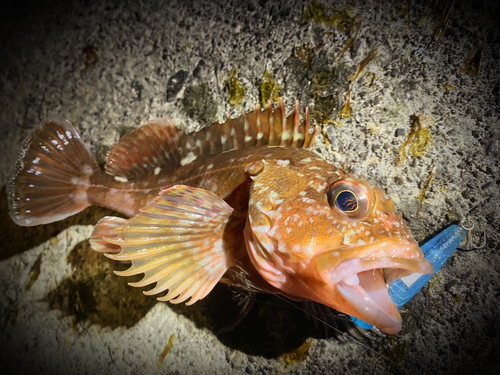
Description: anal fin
90,216,127,254
103,185,238,305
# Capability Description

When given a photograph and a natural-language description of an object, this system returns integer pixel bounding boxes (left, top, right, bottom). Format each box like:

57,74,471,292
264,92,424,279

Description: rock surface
1,0,499,374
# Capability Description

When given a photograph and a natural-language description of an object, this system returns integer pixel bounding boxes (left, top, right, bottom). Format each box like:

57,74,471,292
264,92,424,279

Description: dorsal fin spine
267,101,276,146
291,100,303,147
303,107,315,148
104,99,315,180
255,104,264,146
279,97,290,146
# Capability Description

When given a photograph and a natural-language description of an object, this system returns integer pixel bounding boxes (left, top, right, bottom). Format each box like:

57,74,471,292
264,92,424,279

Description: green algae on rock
259,69,281,106
396,114,433,166
224,68,246,106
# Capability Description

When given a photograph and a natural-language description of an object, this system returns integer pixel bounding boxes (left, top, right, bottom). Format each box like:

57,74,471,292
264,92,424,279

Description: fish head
244,155,433,334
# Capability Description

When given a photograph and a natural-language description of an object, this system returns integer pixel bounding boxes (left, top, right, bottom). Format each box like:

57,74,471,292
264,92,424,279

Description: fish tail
7,115,99,226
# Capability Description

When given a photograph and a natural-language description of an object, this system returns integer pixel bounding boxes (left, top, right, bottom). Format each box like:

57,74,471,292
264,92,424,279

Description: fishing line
273,294,398,365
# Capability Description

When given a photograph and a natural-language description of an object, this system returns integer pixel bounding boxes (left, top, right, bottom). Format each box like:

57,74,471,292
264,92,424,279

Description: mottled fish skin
243,154,433,333
7,99,433,334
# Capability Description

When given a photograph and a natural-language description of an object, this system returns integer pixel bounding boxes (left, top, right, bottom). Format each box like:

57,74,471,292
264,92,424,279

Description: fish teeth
342,274,360,286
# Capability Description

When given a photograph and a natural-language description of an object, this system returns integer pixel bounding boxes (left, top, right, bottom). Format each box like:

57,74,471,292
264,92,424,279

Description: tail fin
7,115,99,226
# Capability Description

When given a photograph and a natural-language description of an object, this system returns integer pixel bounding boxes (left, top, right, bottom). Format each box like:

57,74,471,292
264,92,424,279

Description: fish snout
312,241,433,333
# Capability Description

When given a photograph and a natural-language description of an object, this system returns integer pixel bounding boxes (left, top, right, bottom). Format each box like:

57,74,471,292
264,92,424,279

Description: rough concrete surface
0,0,499,374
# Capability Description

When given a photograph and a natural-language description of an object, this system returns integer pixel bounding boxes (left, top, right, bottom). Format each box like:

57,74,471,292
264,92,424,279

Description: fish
7,98,433,334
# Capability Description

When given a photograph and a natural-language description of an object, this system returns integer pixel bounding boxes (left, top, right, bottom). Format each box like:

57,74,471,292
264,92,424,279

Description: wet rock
193,60,209,79
182,83,217,125
395,128,406,137
167,70,189,101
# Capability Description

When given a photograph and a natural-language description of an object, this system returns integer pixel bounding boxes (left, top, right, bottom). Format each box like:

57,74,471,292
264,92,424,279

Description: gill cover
243,160,306,290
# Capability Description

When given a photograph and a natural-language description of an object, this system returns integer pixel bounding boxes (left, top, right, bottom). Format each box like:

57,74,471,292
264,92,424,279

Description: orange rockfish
7,99,433,334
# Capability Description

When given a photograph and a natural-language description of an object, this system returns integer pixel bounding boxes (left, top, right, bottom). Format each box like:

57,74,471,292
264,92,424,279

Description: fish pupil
335,190,358,212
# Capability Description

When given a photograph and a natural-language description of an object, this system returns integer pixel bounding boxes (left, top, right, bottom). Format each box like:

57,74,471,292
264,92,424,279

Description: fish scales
7,98,433,334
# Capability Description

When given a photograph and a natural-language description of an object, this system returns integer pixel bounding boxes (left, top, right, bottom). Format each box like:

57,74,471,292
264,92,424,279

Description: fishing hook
457,217,486,251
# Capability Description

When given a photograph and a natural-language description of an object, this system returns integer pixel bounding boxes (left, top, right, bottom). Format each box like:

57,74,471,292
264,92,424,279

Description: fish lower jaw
336,280,402,334
324,257,433,334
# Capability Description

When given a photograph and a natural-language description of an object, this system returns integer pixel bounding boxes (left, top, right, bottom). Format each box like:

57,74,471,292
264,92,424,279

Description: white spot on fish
114,176,128,183
180,152,197,166
82,165,94,175
276,159,290,167
252,225,270,234
269,191,279,199
154,167,161,175
343,235,350,244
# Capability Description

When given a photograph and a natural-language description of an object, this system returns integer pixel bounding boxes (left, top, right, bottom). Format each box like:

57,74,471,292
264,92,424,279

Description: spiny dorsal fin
104,99,315,180
105,118,184,180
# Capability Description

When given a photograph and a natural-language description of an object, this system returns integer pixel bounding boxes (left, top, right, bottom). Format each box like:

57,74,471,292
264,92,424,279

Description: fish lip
325,256,434,286
320,242,434,334
323,239,434,286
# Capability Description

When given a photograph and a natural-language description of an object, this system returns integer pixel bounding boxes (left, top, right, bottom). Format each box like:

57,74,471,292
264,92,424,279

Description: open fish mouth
320,244,434,334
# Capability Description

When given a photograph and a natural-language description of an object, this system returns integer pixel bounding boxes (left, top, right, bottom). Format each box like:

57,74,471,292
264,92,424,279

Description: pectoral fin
104,185,237,305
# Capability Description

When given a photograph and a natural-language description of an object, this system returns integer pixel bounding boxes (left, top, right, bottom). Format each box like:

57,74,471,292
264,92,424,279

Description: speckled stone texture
1,0,499,374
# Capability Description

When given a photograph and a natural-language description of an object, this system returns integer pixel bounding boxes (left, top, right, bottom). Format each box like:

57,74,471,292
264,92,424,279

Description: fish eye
335,190,358,212
327,179,372,219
